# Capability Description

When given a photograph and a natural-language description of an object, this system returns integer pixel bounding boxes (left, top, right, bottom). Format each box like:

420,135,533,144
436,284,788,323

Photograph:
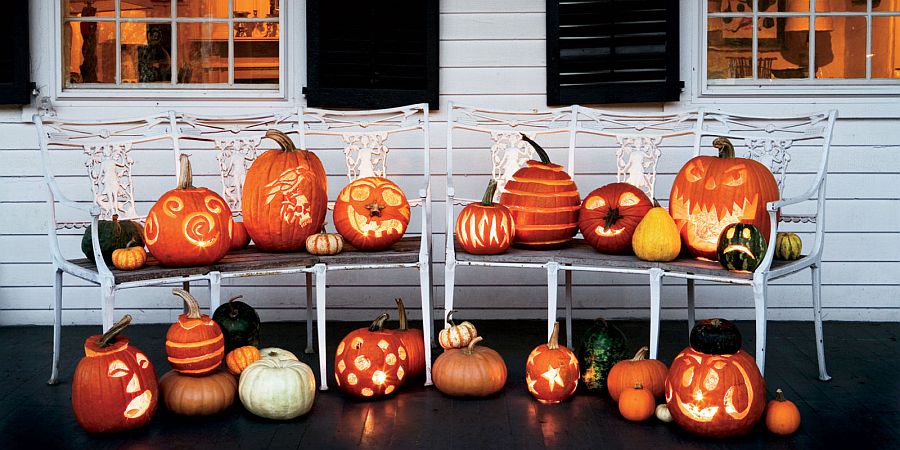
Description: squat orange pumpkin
456,180,515,255
333,177,410,251
619,383,656,422
334,313,409,398
766,388,801,435
525,322,579,403
607,346,668,401
165,289,225,376
579,182,652,254
389,298,426,379
111,245,147,271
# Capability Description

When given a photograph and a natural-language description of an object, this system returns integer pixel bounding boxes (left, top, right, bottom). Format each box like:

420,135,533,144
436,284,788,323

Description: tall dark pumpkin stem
227,295,244,319
97,315,132,348
480,180,499,206
520,133,551,164
713,137,736,159
368,313,390,332
265,129,298,153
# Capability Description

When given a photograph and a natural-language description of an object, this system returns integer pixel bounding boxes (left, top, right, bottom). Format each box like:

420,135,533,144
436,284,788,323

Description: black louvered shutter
0,1,30,105
305,0,439,110
547,0,681,105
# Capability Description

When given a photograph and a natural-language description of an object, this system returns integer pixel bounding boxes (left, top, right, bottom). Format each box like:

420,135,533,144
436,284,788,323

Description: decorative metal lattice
615,135,663,200
215,137,262,212
83,143,137,220
744,138,793,193
490,131,535,195
342,132,390,180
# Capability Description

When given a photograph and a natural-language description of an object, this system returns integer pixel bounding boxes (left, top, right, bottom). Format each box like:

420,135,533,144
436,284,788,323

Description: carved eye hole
108,360,130,378
726,227,736,239
585,196,607,210
135,352,149,369
619,192,640,207
742,228,752,239
723,166,747,187
351,186,371,202
382,189,402,207
703,369,720,391
686,161,706,182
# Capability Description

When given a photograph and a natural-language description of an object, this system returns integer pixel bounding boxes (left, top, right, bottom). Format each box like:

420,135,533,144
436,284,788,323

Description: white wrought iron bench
36,104,434,389
444,103,836,380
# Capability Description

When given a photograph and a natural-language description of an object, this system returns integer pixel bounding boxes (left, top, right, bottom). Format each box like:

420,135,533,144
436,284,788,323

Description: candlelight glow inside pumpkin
525,323,579,404
578,182,652,254
456,180,515,255
334,177,410,251
334,313,408,398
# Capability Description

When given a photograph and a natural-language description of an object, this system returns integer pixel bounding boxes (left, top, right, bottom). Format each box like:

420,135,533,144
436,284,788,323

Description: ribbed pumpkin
525,322,579,404
632,203,681,262
225,346,260,376
432,337,508,397
159,369,237,416
144,154,233,267
766,388,801,435
390,298,426,379
607,346,668,401
775,232,802,260
456,180,516,255
717,223,767,272
306,229,344,255
334,313,409,398
439,310,478,350
165,289,225,376
499,134,580,249
333,177,411,251
239,358,317,420
230,220,251,250
81,214,145,264
579,182,652,254
111,245,147,270
241,129,327,252
670,137,780,261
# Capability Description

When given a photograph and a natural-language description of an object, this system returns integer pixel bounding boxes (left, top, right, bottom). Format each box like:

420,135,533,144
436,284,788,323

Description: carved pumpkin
766,388,801,435
619,383,656,422
499,134,580,249
717,223,767,272
144,154,233,267
456,180,515,255
225,345,260,376
669,137,780,260
390,298,426,379
525,322,579,404
439,310,478,350
432,337,508,397
239,358,317,420
159,369,237,416
334,313,409,398
632,203,681,262
306,228,344,255
579,182,652,254
165,289,225,376
665,320,766,438
230,220,251,250
81,214,145,264
607,346,668,401
775,232,802,260
111,245,147,271
577,318,628,393
242,129,328,252
72,315,158,433
212,295,261,351
334,177,410,251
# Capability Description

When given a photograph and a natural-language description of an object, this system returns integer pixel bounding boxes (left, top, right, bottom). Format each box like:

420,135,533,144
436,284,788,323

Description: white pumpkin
239,358,316,420
259,347,299,361
655,403,673,423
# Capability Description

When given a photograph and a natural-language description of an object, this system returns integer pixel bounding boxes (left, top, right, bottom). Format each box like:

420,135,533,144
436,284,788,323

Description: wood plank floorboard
0,320,897,450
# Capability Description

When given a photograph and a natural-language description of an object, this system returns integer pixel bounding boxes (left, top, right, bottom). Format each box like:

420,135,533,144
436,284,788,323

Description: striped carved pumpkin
499,134,580,248
166,289,225,376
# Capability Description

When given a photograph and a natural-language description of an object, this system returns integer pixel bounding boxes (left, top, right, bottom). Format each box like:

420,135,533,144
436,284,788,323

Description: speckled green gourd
717,223,767,272
577,319,628,392
80,215,144,264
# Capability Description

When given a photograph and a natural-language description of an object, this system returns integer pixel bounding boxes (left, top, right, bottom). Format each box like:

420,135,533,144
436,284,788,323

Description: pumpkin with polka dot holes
334,313,409,398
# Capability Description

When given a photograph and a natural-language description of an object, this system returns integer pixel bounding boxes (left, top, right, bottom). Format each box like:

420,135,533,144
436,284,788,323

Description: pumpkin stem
633,383,644,390
227,295,244,319
604,208,621,231
176,154,194,189
366,201,384,217
265,129,298,153
395,298,410,331
631,346,650,362
368,313,390,332
480,180,499,206
464,336,484,355
651,198,661,208
446,310,458,327
97,314,132,348
520,133,551,164
713,137,736,159
548,322,561,350
172,288,202,319
775,388,786,402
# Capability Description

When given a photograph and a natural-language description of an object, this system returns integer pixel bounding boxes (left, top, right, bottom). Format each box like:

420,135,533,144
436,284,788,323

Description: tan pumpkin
306,228,344,255
225,346,261,376
432,337,507,397
111,245,147,270
607,346,668,401
439,310,478,350
159,369,237,416
631,203,681,262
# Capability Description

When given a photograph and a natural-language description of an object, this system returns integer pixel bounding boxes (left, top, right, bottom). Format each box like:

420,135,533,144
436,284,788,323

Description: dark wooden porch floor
1,320,897,449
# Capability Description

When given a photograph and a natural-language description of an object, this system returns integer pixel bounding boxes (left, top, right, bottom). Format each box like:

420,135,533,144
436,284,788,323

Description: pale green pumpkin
239,358,316,420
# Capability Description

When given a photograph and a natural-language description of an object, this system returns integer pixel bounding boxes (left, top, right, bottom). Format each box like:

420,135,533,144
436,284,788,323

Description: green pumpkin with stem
717,223,768,272
577,318,628,393
80,214,145,264
212,295,261,351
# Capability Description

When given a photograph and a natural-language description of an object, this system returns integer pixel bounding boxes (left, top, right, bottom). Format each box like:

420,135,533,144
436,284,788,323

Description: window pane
178,0,228,18
708,18,753,79
715,0,758,14
234,33,280,84
66,1,172,18
136,24,173,83
826,0,868,12
65,0,115,17
120,22,148,83
874,0,900,12
871,16,900,78
235,0,280,18
177,23,229,84
777,18,812,78
65,21,117,85
817,16,867,78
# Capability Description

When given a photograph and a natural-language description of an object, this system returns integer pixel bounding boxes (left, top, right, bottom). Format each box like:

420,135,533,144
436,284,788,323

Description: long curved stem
265,129,298,153
172,288,202,319
97,315,132,348
520,133,551,164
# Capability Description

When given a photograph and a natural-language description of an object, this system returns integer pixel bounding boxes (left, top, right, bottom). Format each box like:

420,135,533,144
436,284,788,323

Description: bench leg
811,264,832,381
305,272,314,354
419,262,434,386
314,264,328,391
443,259,456,328
649,268,663,360
48,268,63,386
564,269,573,349
101,278,116,332
686,278,696,333
752,274,768,376
546,262,559,342
209,272,222,314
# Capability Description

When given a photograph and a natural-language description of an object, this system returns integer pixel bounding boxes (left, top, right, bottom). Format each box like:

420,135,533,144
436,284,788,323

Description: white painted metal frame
298,104,434,390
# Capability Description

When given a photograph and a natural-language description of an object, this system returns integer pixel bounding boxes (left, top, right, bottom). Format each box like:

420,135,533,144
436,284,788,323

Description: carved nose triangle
705,177,717,190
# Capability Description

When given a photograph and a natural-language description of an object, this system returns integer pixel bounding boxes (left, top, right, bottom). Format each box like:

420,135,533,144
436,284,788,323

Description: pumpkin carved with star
526,322,579,403
333,177,410,251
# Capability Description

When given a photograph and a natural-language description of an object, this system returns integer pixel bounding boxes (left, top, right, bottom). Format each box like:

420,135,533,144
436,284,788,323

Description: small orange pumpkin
619,383,656,421
225,346,261,376
456,180,515,255
766,388,801,435
306,228,344,255
389,298,426,379
111,245,147,271
432,337,507,397
607,346,668,401
230,220,251,250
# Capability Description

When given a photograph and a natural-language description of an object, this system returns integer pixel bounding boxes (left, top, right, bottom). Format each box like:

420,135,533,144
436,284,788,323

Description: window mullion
228,0,235,85
809,0,817,80
752,0,759,80
171,0,178,85
115,0,121,85
866,0,873,79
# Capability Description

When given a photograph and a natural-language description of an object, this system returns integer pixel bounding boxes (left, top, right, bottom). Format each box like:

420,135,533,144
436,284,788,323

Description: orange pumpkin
456,180,515,255
579,182,652,254
230,220,251,250
225,345,261,376
389,298,426,379
333,177,410,251
111,245,147,271
72,315,158,433
499,134,580,249
607,346,668,401
669,137,780,260
144,154,233,267
432,337,508,397
525,322,579,404
619,383,656,422
766,388,801,435
241,129,328,252
334,313,409,398
165,289,225,376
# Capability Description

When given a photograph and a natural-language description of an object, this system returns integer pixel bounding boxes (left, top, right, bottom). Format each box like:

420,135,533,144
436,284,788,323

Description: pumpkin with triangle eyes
72,315,159,433
579,182,652,254
333,177,411,251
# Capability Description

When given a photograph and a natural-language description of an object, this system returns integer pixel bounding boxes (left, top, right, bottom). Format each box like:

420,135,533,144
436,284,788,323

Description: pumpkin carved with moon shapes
334,177,410,251
525,322,579,403
669,137,780,261
72,315,158,433
578,182,652,254
144,154,233,267
334,313,409,398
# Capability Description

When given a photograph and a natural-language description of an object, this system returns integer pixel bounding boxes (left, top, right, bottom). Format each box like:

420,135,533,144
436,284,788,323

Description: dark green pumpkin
212,295,260,351
576,318,627,393
717,223,767,272
690,318,742,355
80,215,144,264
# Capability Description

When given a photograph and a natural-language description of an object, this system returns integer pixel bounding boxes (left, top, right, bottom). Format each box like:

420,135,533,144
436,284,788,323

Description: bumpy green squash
80,215,144,264
577,318,627,393
775,232,802,260
212,295,261,351
717,223,767,272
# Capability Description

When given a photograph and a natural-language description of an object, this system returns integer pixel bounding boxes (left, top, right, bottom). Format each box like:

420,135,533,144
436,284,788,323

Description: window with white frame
705,0,900,89
63,0,282,89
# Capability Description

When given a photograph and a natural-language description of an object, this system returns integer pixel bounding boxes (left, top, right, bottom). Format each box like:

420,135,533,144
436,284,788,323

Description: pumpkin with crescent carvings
333,177,410,251
144,154,232,267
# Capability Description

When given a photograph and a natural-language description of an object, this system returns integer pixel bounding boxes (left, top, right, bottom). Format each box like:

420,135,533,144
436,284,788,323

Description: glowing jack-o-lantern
334,177,410,251
579,182,652,254
525,322,579,403
717,223,768,272
145,154,233,267
242,129,328,252
334,313,409,398
456,180,515,255
669,137,780,261
72,315,159,433
165,289,225,376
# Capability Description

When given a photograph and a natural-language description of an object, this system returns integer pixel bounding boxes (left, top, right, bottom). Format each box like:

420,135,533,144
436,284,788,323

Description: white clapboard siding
0,0,897,325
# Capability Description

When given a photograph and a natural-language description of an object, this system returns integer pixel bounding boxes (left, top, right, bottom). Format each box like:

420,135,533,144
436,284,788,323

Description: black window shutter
0,1,30,105
547,0,681,105
306,0,439,110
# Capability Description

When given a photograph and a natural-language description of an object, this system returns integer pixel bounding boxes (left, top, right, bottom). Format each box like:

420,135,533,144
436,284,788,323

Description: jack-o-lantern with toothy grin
333,177,410,251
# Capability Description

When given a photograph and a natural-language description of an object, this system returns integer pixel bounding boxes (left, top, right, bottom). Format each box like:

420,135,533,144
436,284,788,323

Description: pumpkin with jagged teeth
333,177,410,251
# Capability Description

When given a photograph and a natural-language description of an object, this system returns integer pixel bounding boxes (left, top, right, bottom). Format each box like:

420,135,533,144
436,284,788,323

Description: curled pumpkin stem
172,288,202,319
97,315,132,348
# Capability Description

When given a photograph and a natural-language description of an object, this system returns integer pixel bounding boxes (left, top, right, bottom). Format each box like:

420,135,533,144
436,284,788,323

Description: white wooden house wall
0,0,897,326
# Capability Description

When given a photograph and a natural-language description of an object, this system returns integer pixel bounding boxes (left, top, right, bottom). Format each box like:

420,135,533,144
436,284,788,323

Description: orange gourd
439,310,478,350
579,182,652,254
165,289,225,376
525,322,579,403
607,346,668,401
333,177,410,251
456,180,515,255
766,388,801,435
111,245,147,271
618,383,656,422
159,369,237,416
225,345,261,376
334,313,409,398
230,220,251,250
